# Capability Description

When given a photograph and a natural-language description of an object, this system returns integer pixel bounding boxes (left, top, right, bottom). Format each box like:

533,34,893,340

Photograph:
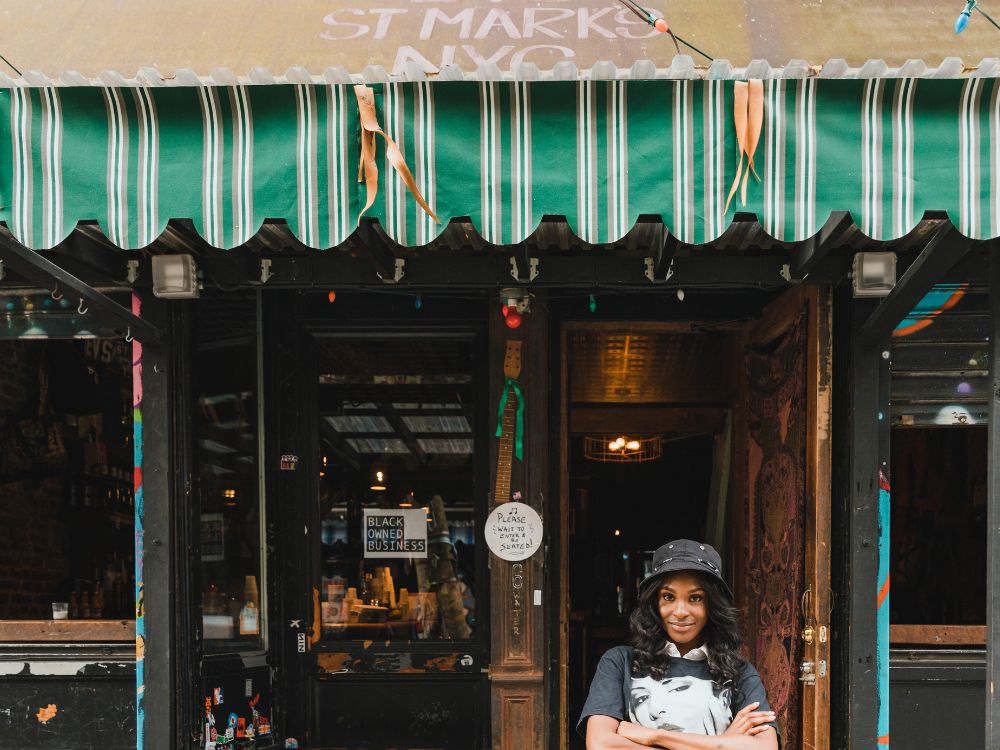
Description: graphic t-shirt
577,645,779,741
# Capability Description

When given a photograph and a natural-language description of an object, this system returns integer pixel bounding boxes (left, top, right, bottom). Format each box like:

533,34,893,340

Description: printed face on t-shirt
629,675,732,735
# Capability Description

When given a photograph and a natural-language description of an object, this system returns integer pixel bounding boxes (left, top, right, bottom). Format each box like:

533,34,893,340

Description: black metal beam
51,226,129,282
648,226,679,283
135,291,175,750
318,417,361,471
0,231,163,343
796,210,854,278
859,224,975,342
201,252,792,290
376,402,429,466
846,297,884,750
356,218,402,283
986,243,1000,747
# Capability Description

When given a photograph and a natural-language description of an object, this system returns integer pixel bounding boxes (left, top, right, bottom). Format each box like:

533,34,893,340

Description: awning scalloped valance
1,78,997,251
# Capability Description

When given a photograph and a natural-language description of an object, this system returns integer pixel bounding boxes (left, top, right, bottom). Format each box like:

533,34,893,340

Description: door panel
738,286,832,750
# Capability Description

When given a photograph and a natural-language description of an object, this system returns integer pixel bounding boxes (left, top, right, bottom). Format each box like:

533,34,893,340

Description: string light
327,290,337,303
589,294,597,313
955,0,1000,33
414,294,423,310
502,303,522,329
612,0,714,60
956,1,974,32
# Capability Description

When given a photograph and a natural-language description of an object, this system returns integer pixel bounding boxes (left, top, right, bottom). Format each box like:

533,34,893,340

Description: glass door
303,330,490,749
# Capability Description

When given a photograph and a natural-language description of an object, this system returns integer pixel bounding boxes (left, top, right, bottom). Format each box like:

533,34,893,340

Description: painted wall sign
8,1,996,79
485,502,543,561
362,508,428,558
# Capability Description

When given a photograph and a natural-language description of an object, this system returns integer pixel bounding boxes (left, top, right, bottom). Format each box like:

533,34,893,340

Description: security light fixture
152,254,200,299
851,252,897,298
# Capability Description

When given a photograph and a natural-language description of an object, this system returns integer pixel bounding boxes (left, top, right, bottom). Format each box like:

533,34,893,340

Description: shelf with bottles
202,575,262,645
60,552,136,621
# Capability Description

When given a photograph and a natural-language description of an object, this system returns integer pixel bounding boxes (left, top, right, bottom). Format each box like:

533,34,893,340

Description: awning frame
0,228,162,342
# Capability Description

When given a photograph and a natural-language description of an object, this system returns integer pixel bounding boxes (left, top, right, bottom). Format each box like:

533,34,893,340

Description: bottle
239,601,259,636
92,584,104,619
238,576,260,636
69,592,78,620
360,573,373,605
80,590,91,619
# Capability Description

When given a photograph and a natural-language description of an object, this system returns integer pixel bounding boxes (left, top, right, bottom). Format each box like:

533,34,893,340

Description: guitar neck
493,384,517,505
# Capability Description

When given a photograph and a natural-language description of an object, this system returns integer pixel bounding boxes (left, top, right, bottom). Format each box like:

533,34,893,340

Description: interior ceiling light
370,468,388,491
584,435,663,463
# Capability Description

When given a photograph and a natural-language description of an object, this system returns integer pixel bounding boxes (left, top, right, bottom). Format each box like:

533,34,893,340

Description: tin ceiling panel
568,329,734,404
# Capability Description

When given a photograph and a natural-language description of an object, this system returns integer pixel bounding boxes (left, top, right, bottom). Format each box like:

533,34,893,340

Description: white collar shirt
664,642,709,661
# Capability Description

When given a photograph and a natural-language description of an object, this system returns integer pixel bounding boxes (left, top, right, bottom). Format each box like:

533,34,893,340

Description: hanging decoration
584,435,663,463
955,0,1000,33
725,80,764,212
354,84,440,226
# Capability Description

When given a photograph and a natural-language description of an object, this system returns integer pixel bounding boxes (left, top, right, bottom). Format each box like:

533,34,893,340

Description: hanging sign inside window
485,502,543,561
363,508,428,558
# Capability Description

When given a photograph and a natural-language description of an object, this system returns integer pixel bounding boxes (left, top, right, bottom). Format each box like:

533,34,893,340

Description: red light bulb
327,291,337,303
503,305,522,329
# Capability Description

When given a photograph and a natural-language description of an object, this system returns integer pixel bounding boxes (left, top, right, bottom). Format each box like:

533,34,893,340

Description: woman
578,539,780,749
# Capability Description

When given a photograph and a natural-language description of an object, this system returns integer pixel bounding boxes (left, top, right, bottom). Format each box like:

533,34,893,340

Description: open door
735,285,832,750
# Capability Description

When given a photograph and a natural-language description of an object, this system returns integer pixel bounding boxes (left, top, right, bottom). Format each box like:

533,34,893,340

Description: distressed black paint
0,675,135,749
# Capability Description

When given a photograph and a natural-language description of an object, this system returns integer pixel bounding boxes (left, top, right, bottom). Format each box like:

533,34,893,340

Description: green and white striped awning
2,78,999,250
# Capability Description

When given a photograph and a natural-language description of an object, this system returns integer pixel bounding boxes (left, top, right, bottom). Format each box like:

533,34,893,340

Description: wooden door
735,285,832,750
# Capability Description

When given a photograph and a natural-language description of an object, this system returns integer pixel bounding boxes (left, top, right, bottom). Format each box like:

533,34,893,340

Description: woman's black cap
638,539,734,599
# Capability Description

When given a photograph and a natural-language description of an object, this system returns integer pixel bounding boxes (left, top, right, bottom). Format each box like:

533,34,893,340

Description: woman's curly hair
628,570,744,690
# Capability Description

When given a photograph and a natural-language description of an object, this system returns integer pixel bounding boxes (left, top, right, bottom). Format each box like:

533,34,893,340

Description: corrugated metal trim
2,55,999,87
0,212,958,258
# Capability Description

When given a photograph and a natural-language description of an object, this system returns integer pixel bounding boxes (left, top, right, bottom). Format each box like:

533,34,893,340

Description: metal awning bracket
260,258,274,284
126,259,140,285
510,256,539,283
780,263,793,282
378,257,405,284
644,256,675,284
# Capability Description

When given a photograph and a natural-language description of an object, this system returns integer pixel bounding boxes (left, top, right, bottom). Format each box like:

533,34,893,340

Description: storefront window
0,338,134,622
317,337,477,641
194,298,265,653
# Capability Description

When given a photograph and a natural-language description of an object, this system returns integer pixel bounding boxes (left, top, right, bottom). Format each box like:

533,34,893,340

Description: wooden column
489,297,547,750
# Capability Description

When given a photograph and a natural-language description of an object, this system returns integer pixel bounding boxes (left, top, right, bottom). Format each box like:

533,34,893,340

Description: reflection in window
890,426,987,627
194,299,265,653
318,338,477,641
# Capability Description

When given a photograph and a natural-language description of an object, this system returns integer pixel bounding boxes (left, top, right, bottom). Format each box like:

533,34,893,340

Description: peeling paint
35,705,57,723
0,661,123,677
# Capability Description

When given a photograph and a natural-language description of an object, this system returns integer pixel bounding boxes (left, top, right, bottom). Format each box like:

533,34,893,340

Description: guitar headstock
503,341,522,379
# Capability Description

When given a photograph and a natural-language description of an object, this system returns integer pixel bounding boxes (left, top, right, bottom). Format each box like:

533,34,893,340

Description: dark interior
565,326,726,747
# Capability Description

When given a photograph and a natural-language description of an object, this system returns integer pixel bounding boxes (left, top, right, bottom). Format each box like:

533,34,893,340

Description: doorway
556,286,833,750
560,323,738,749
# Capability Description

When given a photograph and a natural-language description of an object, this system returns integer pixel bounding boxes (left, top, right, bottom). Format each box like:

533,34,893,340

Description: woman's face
656,572,708,654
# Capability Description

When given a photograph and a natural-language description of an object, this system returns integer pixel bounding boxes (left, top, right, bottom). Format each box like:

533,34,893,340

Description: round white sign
484,502,543,561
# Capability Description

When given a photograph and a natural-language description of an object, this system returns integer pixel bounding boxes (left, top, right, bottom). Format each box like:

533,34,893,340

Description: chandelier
583,435,663,463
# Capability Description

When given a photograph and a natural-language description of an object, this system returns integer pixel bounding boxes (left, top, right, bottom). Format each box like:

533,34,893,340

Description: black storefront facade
0,65,998,750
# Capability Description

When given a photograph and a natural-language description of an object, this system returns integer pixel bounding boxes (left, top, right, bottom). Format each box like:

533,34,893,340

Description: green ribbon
495,378,524,461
